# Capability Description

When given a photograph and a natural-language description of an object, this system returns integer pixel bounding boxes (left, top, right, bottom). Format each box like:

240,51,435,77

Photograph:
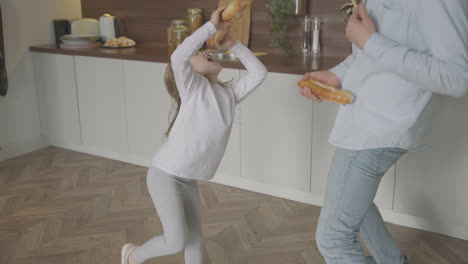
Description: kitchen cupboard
216,68,242,179
32,53,81,148
75,56,129,154
240,72,313,192
394,95,468,235
122,61,171,162
31,52,468,240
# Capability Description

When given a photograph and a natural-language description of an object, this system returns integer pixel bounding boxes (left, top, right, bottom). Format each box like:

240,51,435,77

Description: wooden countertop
29,44,347,75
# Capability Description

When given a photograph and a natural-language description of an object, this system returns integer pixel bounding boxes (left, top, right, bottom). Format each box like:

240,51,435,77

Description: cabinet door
395,95,468,228
75,56,128,153
123,61,171,162
216,68,241,179
240,72,312,192
310,102,396,209
32,53,81,147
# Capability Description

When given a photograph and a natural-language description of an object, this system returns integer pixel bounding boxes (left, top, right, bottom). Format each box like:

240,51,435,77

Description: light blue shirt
329,0,468,151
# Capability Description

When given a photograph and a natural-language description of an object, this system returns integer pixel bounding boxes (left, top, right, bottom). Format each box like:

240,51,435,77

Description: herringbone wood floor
0,147,467,264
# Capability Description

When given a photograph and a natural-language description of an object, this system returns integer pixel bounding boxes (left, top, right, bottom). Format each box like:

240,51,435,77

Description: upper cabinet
74,56,129,154
32,53,81,148
240,72,313,192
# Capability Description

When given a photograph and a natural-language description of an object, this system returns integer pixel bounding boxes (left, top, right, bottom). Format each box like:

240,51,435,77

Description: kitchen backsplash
81,0,351,57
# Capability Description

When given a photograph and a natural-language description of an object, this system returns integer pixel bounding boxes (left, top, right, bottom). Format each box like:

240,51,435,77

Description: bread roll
298,79,355,104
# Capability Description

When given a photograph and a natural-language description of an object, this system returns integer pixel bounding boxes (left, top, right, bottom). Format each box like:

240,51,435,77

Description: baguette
351,0,359,13
297,79,355,104
207,0,253,47
207,27,230,48
222,0,253,22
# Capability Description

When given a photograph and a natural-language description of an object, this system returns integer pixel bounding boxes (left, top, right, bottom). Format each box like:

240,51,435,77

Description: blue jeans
316,148,407,264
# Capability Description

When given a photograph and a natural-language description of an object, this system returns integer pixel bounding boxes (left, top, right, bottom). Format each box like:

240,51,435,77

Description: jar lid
171,19,188,26
188,8,202,14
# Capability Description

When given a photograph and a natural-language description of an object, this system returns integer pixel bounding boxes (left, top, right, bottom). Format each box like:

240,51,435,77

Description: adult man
299,0,468,263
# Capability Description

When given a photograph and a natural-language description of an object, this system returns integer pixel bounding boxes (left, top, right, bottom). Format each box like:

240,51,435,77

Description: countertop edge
29,45,348,75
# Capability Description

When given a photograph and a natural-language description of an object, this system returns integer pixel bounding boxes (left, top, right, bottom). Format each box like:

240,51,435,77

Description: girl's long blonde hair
164,63,232,138
164,63,180,138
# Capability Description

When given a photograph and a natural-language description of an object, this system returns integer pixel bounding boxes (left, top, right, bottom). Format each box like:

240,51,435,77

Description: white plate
60,34,100,45
101,44,136,49
61,34,100,41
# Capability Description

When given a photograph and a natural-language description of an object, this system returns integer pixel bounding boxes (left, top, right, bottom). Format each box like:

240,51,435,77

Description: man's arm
363,0,468,97
329,48,357,83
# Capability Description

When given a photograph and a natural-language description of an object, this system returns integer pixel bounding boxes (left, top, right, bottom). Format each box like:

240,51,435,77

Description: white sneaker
121,243,138,264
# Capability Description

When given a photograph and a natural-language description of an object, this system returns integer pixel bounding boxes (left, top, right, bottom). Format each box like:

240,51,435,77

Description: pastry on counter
103,36,136,48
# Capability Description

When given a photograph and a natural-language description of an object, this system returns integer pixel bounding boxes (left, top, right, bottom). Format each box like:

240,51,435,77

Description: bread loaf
222,0,252,22
297,79,355,104
207,27,230,48
351,0,359,13
207,0,253,48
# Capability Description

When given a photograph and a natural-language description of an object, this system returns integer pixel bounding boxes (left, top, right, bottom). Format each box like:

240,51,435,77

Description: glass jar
167,19,188,54
167,19,187,46
172,26,189,48
187,8,203,34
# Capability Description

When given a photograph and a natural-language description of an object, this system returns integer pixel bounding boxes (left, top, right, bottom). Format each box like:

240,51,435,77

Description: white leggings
131,167,205,264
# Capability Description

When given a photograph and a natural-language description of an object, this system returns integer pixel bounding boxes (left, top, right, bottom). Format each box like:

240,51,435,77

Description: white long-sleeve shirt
152,22,267,180
329,0,468,151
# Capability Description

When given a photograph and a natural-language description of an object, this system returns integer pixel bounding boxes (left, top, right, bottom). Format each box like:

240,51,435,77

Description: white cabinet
310,102,339,202
74,56,128,153
394,95,468,228
32,53,81,147
310,102,397,209
216,68,242,179
31,51,468,239
123,61,171,162
240,72,313,192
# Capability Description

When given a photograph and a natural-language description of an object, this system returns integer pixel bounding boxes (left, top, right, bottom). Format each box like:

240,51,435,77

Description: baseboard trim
46,143,468,241
210,173,324,207
54,142,152,168
211,173,468,241
0,135,48,161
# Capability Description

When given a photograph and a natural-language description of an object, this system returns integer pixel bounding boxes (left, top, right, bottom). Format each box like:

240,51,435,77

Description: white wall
0,0,82,160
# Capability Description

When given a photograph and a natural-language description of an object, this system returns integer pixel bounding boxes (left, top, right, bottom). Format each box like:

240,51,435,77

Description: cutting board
218,0,252,47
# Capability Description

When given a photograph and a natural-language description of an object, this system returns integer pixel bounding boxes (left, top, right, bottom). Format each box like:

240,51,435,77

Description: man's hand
210,7,232,30
299,71,341,102
216,35,237,50
346,3,376,50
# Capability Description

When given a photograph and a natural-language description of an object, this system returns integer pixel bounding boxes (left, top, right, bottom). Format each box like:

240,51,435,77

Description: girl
121,7,267,264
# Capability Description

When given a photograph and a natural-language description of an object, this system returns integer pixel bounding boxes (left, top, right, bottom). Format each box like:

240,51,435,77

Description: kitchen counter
30,44,347,75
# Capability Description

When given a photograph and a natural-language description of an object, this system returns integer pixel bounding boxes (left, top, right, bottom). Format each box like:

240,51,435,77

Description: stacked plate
60,35,101,49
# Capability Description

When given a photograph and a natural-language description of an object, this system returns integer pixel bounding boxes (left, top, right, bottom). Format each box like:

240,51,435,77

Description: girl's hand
299,71,341,102
216,35,237,50
346,3,376,50
210,7,232,30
